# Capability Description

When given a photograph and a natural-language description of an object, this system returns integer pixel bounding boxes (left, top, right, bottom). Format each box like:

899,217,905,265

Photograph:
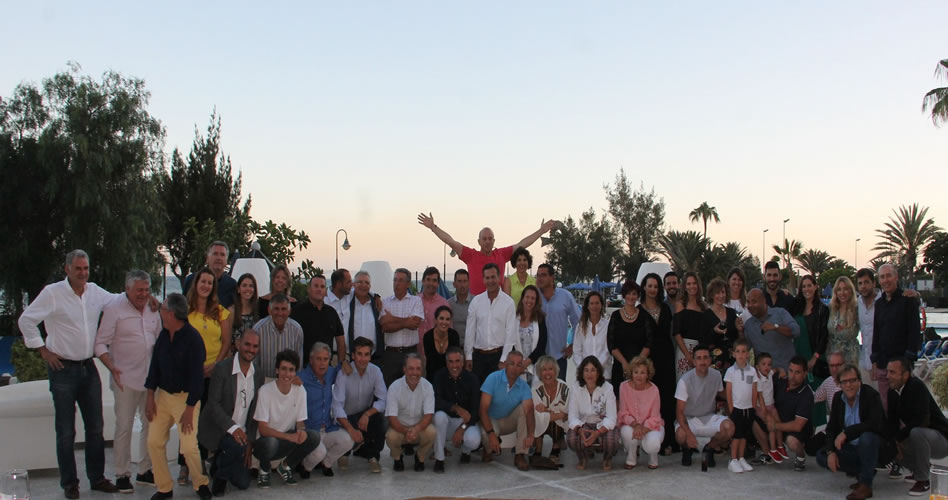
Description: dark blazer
821,384,886,455
888,376,948,442
198,356,266,451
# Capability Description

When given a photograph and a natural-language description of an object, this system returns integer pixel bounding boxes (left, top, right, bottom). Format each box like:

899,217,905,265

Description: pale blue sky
3,2,946,279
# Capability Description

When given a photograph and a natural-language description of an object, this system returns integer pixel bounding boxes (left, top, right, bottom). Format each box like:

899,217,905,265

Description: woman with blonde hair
617,356,665,469
828,276,860,366
531,355,570,462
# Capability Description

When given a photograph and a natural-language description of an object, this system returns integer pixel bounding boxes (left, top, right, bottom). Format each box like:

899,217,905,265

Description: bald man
417,213,558,295
743,288,800,372
870,264,921,409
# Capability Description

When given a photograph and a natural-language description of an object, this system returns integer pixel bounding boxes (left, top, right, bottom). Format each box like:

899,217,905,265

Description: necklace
621,307,638,322
644,303,661,320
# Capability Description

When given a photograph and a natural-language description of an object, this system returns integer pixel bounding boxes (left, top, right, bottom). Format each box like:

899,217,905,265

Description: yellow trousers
147,389,208,493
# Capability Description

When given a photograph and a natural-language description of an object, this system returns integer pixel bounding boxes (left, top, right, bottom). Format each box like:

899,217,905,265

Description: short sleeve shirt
460,246,514,296
774,378,814,426
724,364,758,410
385,376,435,427
253,381,307,437
481,369,532,420
674,369,724,418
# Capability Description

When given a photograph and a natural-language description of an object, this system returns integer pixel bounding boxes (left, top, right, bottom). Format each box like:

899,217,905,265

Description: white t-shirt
253,381,307,437
724,363,758,410
756,369,774,406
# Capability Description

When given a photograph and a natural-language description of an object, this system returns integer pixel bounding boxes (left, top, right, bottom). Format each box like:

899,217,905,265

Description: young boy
724,340,757,473
753,352,783,464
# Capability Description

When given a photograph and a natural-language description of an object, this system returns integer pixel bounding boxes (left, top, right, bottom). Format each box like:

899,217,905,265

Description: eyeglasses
839,378,859,385
240,389,247,409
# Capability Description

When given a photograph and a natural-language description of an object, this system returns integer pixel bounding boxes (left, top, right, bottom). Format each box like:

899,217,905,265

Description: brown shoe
91,479,119,493
846,484,873,500
514,453,529,471
64,484,80,499
849,482,860,489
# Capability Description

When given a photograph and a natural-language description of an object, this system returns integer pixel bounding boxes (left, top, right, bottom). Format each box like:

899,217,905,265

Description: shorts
674,414,729,438
785,424,813,446
729,408,754,440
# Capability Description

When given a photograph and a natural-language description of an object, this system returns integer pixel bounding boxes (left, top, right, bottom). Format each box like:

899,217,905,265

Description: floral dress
827,310,860,367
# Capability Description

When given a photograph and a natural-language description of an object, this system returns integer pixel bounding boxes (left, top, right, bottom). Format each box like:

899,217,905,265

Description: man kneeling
252,350,320,488
432,347,482,472
385,353,437,471
479,351,535,471
675,344,735,468
816,364,886,500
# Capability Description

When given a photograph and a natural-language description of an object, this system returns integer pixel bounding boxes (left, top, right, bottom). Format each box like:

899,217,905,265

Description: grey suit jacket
198,356,265,451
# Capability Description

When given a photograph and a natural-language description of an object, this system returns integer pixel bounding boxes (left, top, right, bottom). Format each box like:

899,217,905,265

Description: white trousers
113,386,151,476
620,426,664,466
302,428,355,470
433,411,480,461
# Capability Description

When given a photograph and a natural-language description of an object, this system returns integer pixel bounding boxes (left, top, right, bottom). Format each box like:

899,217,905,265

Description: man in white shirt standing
198,330,265,496
380,268,424,386
18,249,122,499
464,263,518,384
93,269,162,493
326,268,352,339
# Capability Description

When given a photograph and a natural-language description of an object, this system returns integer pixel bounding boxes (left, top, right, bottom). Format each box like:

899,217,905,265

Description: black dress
607,308,654,400
700,307,739,372
672,308,704,378
642,302,678,452
422,328,461,378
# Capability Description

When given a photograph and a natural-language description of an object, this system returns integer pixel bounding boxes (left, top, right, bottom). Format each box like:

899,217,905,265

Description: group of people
15,217,945,500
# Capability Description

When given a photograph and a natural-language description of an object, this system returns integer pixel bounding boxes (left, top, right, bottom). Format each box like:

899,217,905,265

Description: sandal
624,462,635,470
603,459,612,471
576,456,587,470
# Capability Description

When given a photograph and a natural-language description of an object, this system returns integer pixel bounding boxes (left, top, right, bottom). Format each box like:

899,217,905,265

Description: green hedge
11,339,47,382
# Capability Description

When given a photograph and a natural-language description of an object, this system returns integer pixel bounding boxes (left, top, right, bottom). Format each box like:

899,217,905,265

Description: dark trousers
211,434,251,489
816,432,881,487
49,359,106,488
472,350,502,385
253,431,321,473
347,409,386,461
382,349,409,387
556,357,568,381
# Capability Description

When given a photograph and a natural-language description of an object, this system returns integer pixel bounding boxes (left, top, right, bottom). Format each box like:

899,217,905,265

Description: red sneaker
776,446,789,460
768,450,784,464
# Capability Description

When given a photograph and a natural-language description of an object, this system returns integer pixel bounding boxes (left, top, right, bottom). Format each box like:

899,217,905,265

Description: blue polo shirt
300,364,340,432
481,369,531,420
540,288,580,360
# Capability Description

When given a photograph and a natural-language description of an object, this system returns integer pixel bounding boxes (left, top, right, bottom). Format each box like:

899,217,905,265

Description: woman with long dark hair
515,285,548,382
573,291,612,382
639,272,678,454
726,267,752,323
228,273,259,349
791,274,829,379
672,272,706,379
607,281,653,401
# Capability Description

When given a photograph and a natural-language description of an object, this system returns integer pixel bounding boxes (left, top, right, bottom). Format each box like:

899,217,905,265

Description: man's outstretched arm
418,212,464,255
513,219,559,250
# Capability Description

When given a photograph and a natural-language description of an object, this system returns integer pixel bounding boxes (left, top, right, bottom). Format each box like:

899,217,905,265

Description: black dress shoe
64,484,80,499
393,457,405,471
197,485,212,500
91,479,119,493
681,448,693,466
212,478,227,497
150,491,173,500
414,456,425,472
702,445,716,468
294,463,311,479
460,453,471,464
434,460,445,473
136,470,155,486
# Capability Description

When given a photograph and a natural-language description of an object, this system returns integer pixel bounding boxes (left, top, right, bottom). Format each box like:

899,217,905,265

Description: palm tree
701,241,754,286
922,59,948,126
772,238,804,273
688,202,720,238
872,204,941,281
795,249,835,279
660,230,709,273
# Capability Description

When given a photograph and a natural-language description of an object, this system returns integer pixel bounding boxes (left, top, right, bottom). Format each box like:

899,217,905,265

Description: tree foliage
872,203,940,283
923,231,948,287
689,201,720,238
604,169,665,281
0,63,166,315
922,58,948,127
547,208,620,285
795,249,835,280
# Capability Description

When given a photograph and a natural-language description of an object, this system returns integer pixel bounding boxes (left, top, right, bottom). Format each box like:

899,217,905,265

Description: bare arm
417,212,464,255
513,219,558,250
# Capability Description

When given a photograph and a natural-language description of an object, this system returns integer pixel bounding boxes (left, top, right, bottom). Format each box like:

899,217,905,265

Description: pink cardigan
617,381,663,431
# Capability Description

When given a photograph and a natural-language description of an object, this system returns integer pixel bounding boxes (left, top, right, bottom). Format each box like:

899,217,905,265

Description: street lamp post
335,229,351,271
782,218,790,269
443,244,457,285
855,238,861,268
762,229,769,272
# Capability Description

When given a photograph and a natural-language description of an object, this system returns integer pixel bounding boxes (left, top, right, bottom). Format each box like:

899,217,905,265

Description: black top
801,302,830,376
822,385,885,455
422,328,461,377
672,308,704,342
607,308,654,364
432,368,481,425
700,307,739,350
888,376,948,442
290,300,343,367
774,377,814,431
145,323,207,406
183,272,237,309
871,289,922,369
765,288,795,312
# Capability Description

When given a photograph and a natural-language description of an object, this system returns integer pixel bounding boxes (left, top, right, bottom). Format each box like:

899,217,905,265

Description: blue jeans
816,431,880,487
48,359,105,488
212,433,250,489
253,431,321,473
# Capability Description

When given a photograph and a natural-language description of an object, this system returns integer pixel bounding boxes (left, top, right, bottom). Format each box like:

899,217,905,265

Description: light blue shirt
540,288,580,360
743,307,800,371
300,364,340,432
481,369,531,420
844,389,861,446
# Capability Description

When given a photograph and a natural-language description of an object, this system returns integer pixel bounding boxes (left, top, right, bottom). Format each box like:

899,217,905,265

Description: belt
385,345,417,353
474,347,502,355
60,358,94,365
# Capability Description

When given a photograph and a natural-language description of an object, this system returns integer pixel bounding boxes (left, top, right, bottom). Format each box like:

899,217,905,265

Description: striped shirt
381,293,424,348
253,316,304,379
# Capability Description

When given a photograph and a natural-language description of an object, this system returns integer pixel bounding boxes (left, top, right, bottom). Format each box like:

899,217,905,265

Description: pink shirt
419,292,450,350
460,245,514,296
94,294,162,392
617,381,664,431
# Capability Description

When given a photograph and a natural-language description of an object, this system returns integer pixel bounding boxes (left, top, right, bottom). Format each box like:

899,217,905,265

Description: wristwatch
460,423,468,430
772,323,780,331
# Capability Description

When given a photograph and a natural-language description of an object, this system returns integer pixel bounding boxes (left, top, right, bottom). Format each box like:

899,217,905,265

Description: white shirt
253,381,307,437
19,279,120,361
568,381,617,430
351,296,378,350
727,299,753,323
332,362,387,419
325,290,352,336
228,356,256,434
724,363,758,410
857,290,882,370
381,293,424,348
385,376,434,427
572,316,612,378
464,290,517,362
757,370,775,406
94,294,162,391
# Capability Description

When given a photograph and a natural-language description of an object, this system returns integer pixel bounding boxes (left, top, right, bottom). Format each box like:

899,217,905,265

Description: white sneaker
728,459,744,473
739,457,754,472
